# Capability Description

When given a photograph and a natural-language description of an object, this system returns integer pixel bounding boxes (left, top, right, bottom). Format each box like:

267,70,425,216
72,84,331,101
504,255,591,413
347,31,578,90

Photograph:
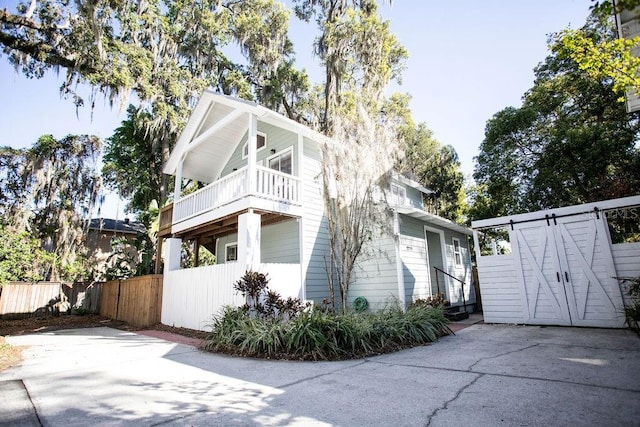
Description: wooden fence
0,282,104,319
100,275,163,328
0,282,62,319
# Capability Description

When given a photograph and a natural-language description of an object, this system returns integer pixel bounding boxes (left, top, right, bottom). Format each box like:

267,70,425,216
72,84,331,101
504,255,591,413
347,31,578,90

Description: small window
390,183,407,206
225,243,238,262
268,148,293,175
242,133,267,158
452,238,462,266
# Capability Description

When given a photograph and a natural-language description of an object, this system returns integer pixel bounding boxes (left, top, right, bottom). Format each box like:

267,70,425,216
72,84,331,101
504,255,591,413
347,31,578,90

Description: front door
424,228,444,296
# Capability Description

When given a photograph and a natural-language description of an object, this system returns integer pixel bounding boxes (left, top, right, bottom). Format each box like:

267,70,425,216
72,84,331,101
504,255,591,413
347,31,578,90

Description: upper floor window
242,132,267,158
268,148,293,175
452,237,462,266
390,183,407,206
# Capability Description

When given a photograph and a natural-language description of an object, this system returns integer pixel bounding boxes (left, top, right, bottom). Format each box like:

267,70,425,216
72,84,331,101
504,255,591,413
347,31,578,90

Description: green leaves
473,10,640,219
0,134,102,281
204,304,452,360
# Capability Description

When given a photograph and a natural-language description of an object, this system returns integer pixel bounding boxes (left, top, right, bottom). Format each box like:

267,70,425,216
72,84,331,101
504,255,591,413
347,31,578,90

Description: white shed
471,195,640,328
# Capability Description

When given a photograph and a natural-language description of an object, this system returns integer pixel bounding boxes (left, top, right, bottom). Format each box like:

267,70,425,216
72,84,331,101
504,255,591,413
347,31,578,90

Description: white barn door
512,220,572,325
554,215,625,328
511,215,625,327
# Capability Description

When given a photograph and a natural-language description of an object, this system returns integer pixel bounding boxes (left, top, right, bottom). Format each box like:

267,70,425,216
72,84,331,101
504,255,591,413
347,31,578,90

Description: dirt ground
0,314,209,372
0,314,209,339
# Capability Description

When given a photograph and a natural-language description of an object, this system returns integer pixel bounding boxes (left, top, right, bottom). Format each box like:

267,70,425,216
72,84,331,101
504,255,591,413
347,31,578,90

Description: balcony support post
237,210,261,274
247,113,257,195
164,237,182,273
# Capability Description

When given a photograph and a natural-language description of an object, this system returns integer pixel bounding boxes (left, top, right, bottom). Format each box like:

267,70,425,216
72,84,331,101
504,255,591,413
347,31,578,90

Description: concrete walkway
1,323,639,426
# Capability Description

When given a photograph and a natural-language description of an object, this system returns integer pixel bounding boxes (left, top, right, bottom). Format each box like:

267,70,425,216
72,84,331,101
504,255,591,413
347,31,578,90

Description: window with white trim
390,183,407,206
242,132,267,158
452,237,462,266
268,148,293,175
225,243,238,262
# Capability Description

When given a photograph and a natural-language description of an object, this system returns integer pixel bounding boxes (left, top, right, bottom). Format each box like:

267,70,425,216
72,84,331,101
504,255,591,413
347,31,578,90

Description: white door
512,215,625,327
554,215,625,328
512,220,572,325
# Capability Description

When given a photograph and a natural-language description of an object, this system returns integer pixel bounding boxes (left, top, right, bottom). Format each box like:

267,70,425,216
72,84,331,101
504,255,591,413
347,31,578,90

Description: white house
159,91,474,331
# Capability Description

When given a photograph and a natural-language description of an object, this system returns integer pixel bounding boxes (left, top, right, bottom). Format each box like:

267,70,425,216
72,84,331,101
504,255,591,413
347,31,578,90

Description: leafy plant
234,270,308,321
619,275,640,331
204,303,452,361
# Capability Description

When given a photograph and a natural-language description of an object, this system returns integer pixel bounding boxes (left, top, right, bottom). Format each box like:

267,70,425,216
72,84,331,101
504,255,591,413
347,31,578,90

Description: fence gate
472,195,640,328
512,213,624,327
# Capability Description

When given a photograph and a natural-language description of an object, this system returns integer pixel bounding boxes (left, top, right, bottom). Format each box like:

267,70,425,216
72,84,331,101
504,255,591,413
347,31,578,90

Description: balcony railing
173,165,301,223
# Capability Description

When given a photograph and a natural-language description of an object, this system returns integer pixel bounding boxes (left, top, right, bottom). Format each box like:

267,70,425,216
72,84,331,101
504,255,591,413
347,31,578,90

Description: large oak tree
472,12,640,220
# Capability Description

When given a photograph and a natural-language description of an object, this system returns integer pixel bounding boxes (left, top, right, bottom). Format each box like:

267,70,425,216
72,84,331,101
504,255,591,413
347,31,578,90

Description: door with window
267,149,293,199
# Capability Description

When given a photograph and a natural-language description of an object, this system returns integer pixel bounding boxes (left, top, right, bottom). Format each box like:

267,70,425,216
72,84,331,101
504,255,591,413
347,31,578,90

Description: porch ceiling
175,209,296,241
164,91,329,183
182,106,248,184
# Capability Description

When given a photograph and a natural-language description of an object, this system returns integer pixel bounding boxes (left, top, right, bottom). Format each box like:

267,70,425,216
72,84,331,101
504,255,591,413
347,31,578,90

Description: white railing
173,166,301,223
161,263,301,331
256,165,300,203
173,168,247,223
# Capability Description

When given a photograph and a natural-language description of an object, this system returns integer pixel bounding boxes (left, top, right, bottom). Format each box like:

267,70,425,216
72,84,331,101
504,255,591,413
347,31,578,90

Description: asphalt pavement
1,322,639,426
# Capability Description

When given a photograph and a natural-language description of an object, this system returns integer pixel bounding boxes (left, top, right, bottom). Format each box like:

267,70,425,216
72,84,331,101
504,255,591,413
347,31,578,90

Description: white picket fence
161,263,302,331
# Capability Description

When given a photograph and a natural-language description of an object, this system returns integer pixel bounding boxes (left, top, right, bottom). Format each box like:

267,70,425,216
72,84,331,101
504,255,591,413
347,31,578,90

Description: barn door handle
565,272,569,282
556,272,560,282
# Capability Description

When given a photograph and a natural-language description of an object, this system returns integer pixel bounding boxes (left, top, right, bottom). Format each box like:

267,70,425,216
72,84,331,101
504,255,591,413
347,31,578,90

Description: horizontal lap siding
301,141,331,303
612,242,640,308
399,216,430,303
350,233,399,310
477,254,525,323
262,220,299,263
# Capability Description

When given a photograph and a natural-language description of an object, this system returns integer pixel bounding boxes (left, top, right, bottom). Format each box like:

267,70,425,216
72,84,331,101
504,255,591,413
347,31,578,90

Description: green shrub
204,304,452,360
619,275,640,331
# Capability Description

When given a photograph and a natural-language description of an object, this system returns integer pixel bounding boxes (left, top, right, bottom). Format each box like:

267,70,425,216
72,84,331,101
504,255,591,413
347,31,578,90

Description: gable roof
88,218,146,235
164,91,327,183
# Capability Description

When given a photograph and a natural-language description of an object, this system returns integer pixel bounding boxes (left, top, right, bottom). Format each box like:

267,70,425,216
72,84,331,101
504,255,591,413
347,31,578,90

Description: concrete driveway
1,323,639,426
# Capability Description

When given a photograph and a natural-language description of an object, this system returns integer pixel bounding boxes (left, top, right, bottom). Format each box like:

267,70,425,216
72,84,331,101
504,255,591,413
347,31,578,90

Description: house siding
261,219,300,263
398,215,431,303
220,122,299,178
400,214,475,306
348,231,399,310
301,138,332,303
216,234,238,264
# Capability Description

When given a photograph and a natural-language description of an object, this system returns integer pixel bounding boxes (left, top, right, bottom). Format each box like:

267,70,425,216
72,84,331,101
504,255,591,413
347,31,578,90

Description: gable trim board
472,195,640,328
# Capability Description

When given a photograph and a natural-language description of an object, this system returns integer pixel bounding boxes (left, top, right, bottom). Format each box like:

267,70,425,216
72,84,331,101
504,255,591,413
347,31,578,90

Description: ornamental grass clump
204,273,453,360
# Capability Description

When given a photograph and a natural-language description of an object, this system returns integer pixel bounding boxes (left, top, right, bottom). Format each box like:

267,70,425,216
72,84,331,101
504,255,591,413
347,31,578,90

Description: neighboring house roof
88,218,146,235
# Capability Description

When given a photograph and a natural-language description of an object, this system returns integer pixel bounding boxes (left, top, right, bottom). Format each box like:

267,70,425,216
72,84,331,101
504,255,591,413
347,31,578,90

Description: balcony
163,165,303,235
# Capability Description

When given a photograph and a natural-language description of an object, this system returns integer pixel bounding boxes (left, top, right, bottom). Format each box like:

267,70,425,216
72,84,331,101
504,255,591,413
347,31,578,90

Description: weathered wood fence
0,282,103,319
100,275,163,328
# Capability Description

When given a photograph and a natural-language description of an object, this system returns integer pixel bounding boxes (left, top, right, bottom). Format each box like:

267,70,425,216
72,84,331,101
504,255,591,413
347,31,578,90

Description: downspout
393,209,406,310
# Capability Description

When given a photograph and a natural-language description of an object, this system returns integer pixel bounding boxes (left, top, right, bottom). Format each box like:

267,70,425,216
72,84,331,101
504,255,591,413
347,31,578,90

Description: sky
0,0,593,219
